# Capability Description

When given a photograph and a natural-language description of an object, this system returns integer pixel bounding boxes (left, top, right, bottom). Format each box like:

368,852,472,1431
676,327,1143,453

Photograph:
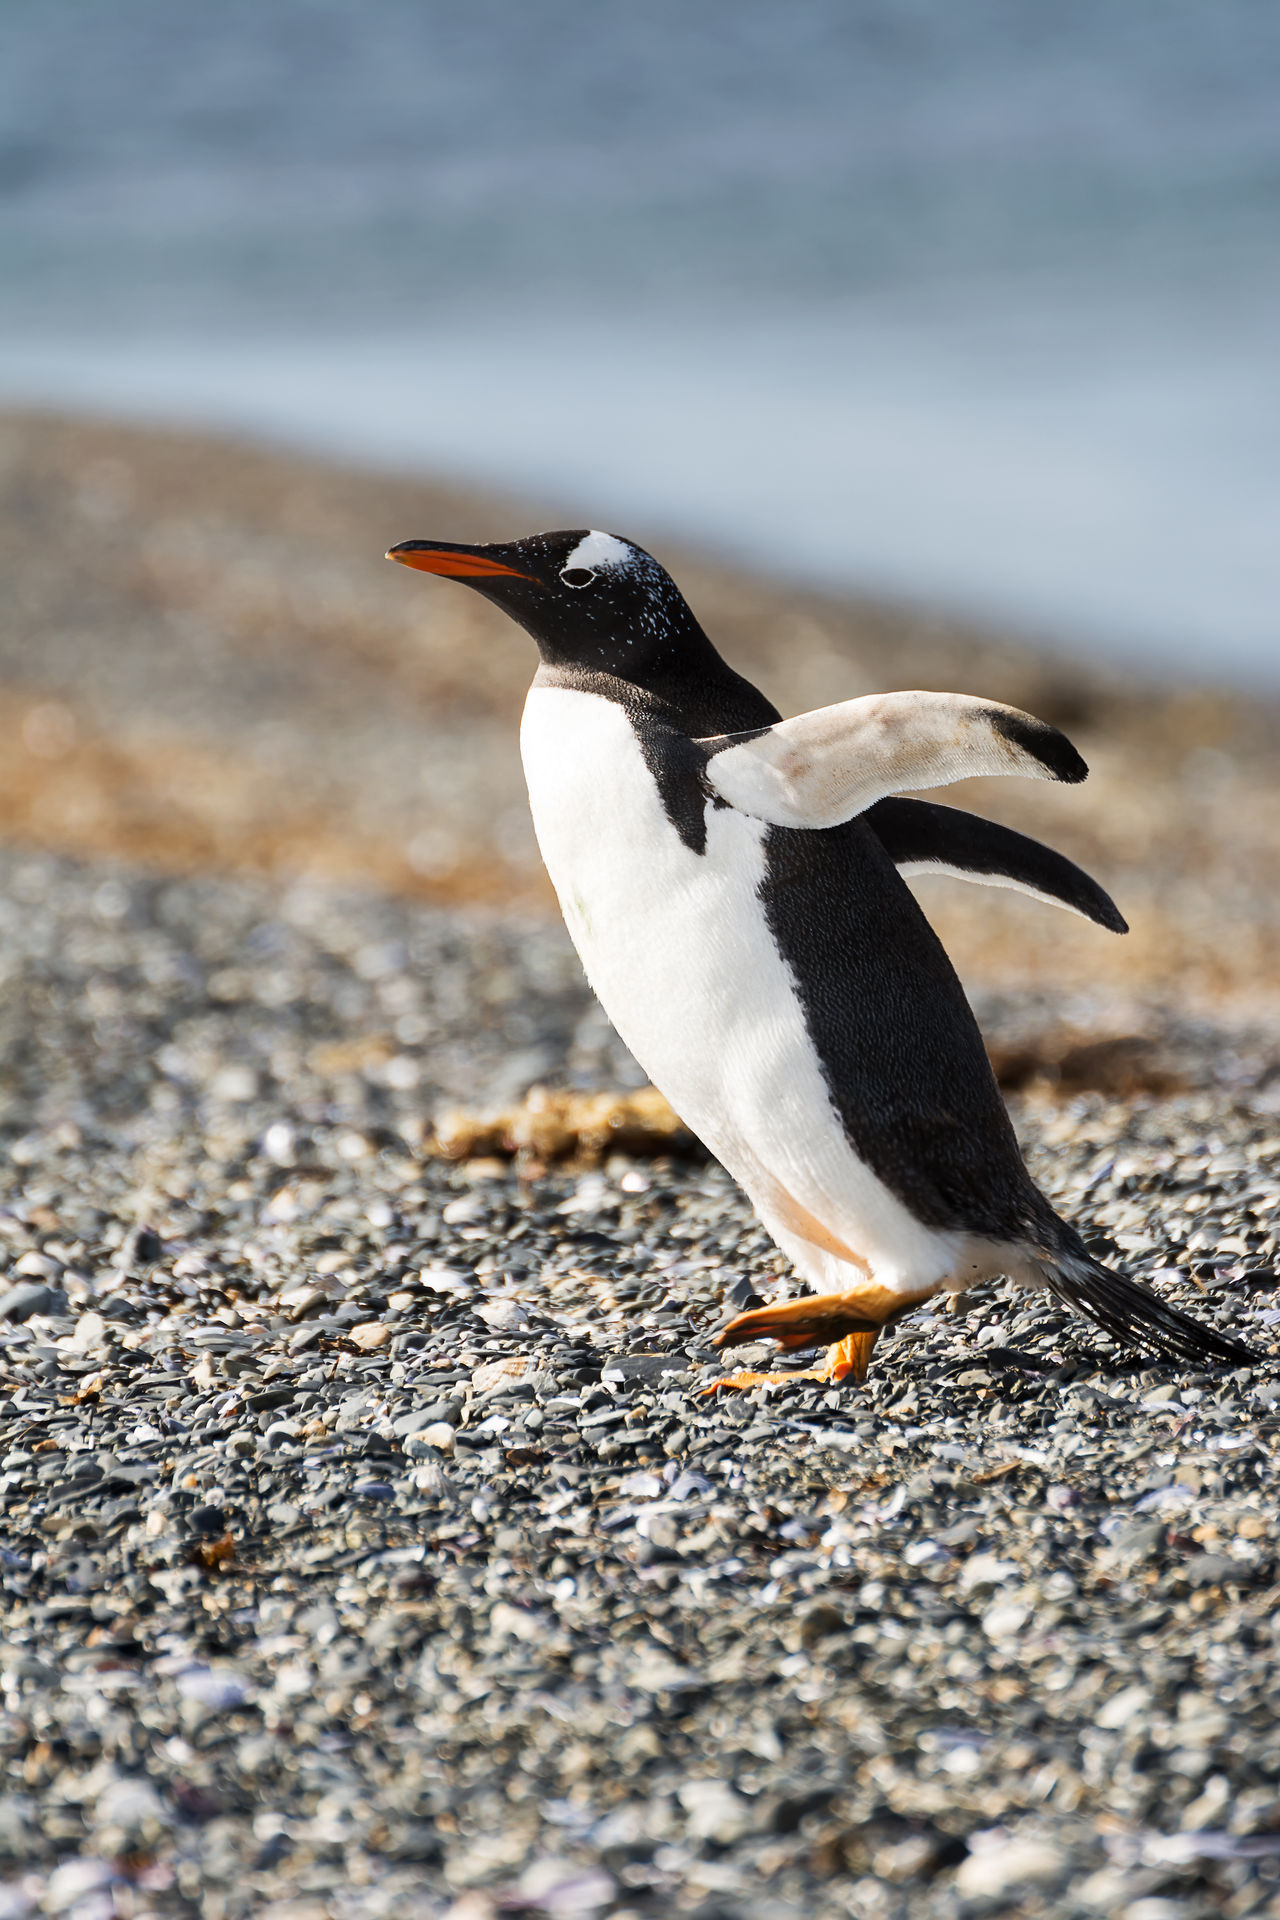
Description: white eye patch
562,530,632,573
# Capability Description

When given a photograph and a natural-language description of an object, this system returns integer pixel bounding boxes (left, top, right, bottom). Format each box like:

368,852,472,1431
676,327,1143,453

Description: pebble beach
1,413,1279,1920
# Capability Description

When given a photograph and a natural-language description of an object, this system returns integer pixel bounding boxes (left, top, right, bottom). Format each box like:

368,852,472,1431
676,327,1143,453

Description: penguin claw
699,1330,881,1395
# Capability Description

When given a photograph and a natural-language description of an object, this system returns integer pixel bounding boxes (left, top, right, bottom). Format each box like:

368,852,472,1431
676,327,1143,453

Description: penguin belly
519,683,965,1296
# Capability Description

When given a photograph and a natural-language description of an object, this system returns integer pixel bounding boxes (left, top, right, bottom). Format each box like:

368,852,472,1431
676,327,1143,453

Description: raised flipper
866,797,1128,933
700,691,1086,830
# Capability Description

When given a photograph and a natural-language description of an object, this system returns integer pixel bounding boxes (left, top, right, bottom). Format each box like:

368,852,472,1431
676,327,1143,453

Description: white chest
520,683,768,1036
519,681,822,1169
518,681,956,1290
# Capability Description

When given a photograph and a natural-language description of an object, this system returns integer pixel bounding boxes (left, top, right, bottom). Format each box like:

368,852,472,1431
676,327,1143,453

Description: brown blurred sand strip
1,409,1277,1016
0,689,535,909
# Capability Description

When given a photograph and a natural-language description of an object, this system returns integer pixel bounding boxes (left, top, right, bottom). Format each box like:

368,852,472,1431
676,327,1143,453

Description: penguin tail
1036,1248,1257,1368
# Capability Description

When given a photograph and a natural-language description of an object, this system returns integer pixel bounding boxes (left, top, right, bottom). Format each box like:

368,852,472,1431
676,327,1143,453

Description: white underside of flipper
896,858,1098,922
520,684,1017,1301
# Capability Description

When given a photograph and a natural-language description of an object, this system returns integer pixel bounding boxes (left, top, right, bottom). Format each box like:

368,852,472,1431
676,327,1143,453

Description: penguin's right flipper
700,689,1087,830
866,797,1128,933
1039,1250,1257,1367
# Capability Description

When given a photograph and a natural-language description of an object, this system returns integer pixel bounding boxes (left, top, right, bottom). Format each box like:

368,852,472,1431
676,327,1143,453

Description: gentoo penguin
387,529,1254,1384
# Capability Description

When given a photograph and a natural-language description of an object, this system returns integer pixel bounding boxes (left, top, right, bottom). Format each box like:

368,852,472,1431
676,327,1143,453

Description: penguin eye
559,566,597,589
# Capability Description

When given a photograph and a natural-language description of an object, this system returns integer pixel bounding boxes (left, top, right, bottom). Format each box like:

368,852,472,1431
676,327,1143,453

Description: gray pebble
0,842,1275,1920
0,1281,67,1321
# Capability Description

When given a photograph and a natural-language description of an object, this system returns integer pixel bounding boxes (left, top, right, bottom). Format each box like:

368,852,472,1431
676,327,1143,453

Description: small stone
13,1249,61,1278
70,1309,110,1351
959,1553,1019,1593
122,1225,164,1266
677,1778,751,1845
955,1836,1066,1897
348,1322,391,1351
477,1297,529,1331
1096,1684,1152,1730
44,1859,118,1913
442,1195,486,1226
394,1402,461,1435
983,1600,1031,1640
798,1603,846,1647
725,1275,764,1313
175,1667,252,1710
262,1120,296,1165
516,1858,616,1916
0,1280,64,1320
210,1065,259,1103
629,1653,704,1694
472,1356,529,1396
94,1774,168,1832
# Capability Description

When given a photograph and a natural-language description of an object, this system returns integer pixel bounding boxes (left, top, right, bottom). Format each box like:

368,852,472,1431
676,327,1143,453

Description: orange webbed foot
699,1364,834,1397
702,1283,937,1394
699,1325,883,1396
702,1313,890,1390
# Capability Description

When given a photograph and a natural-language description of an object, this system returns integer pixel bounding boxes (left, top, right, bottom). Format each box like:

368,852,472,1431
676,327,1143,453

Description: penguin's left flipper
866,796,1128,933
700,690,1086,831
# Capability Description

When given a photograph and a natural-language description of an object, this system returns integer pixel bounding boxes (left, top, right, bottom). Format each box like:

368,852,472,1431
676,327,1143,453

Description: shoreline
4,299,1279,688
0,406,1277,1019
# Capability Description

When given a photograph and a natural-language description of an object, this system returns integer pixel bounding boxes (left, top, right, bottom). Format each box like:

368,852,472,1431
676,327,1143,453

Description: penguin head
387,528,708,681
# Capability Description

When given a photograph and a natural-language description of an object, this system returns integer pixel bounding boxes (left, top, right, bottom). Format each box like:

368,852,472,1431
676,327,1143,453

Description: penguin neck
532,631,779,737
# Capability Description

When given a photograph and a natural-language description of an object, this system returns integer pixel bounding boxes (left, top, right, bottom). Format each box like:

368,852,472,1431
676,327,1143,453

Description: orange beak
385,541,533,581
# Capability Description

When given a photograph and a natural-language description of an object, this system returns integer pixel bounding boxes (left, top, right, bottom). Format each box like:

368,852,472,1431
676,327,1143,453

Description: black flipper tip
1077,884,1128,934
989,709,1089,784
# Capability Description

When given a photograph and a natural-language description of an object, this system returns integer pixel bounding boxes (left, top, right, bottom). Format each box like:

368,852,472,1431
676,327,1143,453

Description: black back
757,816,1059,1242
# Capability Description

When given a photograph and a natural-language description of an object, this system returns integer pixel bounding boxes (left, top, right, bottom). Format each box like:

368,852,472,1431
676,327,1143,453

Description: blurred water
1,0,1277,679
